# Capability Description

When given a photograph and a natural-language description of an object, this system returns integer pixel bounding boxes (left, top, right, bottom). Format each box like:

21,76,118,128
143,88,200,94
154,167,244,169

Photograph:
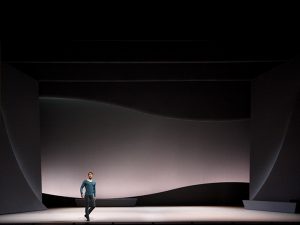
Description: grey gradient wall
0,64,46,214
40,96,250,199
250,59,300,201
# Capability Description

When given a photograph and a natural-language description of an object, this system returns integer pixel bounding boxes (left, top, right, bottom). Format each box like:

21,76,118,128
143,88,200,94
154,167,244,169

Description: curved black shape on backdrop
42,182,249,207
134,182,249,206
42,193,77,208
39,81,251,120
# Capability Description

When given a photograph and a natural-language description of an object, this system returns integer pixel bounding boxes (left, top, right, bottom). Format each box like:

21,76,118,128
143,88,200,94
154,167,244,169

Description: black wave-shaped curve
42,182,249,207
134,182,249,206
39,79,251,120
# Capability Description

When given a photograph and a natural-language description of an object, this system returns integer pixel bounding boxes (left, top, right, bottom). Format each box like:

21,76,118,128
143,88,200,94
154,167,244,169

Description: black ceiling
2,40,300,81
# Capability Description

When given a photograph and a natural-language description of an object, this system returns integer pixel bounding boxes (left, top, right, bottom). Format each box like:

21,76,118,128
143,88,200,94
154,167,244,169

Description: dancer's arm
80,180,85,198
93,182,96,198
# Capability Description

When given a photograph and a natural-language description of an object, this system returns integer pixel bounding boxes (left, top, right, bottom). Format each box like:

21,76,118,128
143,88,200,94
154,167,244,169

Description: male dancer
80,171,96,221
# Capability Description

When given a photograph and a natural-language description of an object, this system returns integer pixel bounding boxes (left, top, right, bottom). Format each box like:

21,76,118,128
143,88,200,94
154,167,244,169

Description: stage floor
0,207,300,224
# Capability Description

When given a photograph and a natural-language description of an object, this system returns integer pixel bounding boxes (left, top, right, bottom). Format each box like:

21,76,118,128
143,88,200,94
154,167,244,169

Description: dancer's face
88,173,93,179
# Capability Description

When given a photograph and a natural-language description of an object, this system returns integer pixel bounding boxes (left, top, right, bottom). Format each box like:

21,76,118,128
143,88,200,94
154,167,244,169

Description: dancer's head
88,171,93,179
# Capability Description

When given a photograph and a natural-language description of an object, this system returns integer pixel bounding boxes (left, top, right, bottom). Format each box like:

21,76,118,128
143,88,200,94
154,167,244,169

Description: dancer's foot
84,214,90,221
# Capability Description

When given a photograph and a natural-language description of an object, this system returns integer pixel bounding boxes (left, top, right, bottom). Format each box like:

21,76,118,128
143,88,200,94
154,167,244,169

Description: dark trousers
84,194,96,217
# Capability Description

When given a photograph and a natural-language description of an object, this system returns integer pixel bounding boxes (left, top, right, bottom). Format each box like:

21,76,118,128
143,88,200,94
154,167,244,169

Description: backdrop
40,95,250,199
